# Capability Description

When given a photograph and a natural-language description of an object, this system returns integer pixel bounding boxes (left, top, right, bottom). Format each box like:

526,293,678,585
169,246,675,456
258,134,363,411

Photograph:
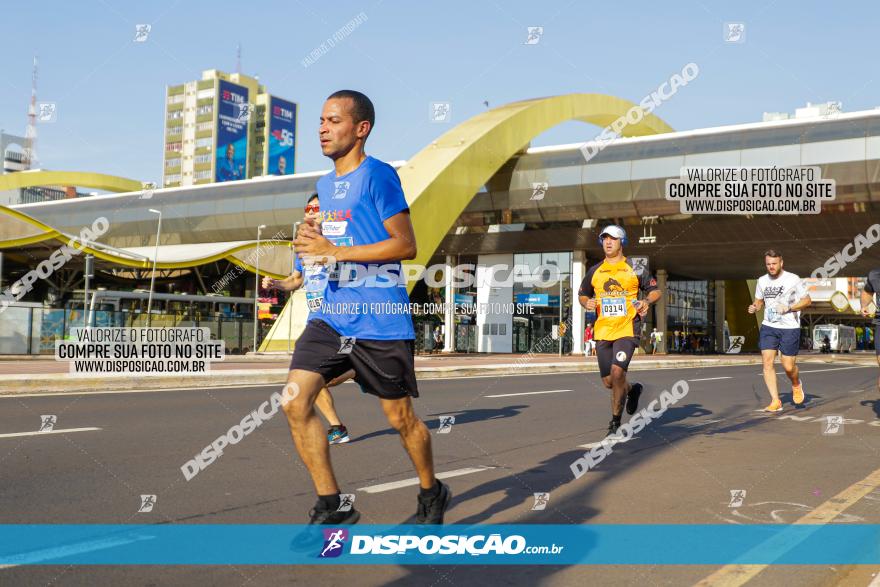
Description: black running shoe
416,481,452,524
289,501,360,552
606,419,621,437
308,503,360,525
625,382,643,415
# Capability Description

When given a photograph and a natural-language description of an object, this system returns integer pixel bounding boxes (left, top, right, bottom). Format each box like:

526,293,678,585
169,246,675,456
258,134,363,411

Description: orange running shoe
792,382,805,405
763,399,783,412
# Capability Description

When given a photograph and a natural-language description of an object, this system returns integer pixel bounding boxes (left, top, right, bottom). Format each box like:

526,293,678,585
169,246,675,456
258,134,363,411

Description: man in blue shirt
217,143,243,181
283,90,450,525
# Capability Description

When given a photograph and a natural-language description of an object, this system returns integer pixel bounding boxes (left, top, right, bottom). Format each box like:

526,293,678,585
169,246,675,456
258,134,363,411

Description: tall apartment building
162,70,297,187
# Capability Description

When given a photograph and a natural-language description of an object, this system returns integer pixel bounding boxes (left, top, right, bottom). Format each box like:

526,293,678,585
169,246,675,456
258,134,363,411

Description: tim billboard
215,79,249,182
267,96,296,175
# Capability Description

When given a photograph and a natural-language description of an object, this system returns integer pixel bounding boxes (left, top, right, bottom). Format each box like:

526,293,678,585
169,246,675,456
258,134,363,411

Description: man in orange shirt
578,225,663,437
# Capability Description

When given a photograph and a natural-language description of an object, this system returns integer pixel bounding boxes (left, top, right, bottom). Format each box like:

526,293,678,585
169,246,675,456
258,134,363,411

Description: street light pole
288,223,295,353
287,222,300,354
83,254,94,328
147,209,162,327
253,224,266,353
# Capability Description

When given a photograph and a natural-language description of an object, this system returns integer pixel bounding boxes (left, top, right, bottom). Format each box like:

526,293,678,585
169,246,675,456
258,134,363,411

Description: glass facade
512,252,573,354
407,252,575,354
666,280,718,354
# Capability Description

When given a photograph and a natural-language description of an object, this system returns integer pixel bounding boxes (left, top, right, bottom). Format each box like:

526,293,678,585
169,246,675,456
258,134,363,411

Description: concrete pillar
656,269,668,353
571,250,586,355
714,280,725,353
443,255,455,352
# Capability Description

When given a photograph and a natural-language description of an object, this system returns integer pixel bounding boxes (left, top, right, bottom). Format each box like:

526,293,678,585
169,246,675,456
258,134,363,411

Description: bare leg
281,369,339,495
609,365,629,416
314,369,356,427
762,349,780,403
381,396,435,489
327,369,356,388
313,388,341,427
779,354,800,387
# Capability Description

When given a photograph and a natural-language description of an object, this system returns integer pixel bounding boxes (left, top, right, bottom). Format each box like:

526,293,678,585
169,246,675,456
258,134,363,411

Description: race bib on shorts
601,296,627,317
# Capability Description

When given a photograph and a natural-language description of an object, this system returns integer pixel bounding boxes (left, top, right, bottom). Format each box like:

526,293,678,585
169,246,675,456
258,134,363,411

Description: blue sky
1,0,877,182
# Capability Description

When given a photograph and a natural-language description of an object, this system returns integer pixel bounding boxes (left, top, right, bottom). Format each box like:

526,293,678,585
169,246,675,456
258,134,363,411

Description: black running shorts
289,319,419,400
595,337,639,378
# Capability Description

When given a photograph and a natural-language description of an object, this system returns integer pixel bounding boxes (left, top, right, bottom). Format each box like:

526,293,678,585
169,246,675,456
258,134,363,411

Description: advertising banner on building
267,96,296,176
215,79,249,182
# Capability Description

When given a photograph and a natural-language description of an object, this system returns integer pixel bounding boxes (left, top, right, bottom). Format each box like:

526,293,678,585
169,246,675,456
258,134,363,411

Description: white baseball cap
599,225,626,240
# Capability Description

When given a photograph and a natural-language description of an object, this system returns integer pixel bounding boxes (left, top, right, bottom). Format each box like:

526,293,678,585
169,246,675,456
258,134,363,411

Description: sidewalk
0,351,873,395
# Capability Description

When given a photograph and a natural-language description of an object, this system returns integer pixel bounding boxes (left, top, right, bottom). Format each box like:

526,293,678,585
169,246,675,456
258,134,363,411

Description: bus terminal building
1,94,879,355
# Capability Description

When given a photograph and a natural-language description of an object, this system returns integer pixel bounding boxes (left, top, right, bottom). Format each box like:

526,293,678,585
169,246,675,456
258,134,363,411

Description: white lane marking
0,384,278,399
358,466,496,494
577,418,725,448
436,362,762,380
687,377,732,382
0,427,101,439
0,362,772,398
578,437,640,449
767,366,873,375
484,389,571,398
799,366,872,373
683,418,724,429
0,533,153,568
2,361,869,399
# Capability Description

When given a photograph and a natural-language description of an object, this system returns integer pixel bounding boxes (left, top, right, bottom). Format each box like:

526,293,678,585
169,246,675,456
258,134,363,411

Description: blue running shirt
304,156,415,340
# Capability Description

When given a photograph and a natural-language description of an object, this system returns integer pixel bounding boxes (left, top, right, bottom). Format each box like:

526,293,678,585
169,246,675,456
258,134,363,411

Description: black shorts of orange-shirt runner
595,337,640,378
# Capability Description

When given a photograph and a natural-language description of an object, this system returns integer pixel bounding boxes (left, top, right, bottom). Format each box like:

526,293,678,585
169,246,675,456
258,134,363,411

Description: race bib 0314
601,296,627,317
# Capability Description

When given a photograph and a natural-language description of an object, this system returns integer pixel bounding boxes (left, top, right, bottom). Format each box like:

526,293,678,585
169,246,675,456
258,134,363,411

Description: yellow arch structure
398,93,673,284
0,171,146,248
260,93,675,350
0,170,144,193
0,204,291,278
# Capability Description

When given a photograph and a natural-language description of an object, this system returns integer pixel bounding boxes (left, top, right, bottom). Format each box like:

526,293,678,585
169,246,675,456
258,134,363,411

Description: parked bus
65,289,255,323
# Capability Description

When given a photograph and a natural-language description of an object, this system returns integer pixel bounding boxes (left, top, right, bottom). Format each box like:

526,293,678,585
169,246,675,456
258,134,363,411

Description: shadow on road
349,405,529,443
861,397,880,419
375,391,844,587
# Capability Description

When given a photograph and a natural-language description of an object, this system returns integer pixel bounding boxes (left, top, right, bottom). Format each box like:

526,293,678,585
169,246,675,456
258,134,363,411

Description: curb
0,357,773,395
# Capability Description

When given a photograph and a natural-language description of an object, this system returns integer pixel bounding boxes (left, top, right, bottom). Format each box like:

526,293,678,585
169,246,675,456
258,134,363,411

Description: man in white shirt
650,328,663,354
748,249,812,412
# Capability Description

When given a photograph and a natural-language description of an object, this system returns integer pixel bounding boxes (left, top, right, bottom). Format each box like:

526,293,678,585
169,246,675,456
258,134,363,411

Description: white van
812,324,856,353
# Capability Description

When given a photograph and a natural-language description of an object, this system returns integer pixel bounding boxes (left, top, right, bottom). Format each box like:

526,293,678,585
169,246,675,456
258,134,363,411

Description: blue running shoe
327,425,350,445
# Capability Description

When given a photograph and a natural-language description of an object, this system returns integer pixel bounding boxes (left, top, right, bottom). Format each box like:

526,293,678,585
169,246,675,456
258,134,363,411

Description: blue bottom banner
2,524,880,565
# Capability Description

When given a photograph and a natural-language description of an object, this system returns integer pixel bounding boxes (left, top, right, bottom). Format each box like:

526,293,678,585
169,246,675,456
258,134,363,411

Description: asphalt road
2,361,880,586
